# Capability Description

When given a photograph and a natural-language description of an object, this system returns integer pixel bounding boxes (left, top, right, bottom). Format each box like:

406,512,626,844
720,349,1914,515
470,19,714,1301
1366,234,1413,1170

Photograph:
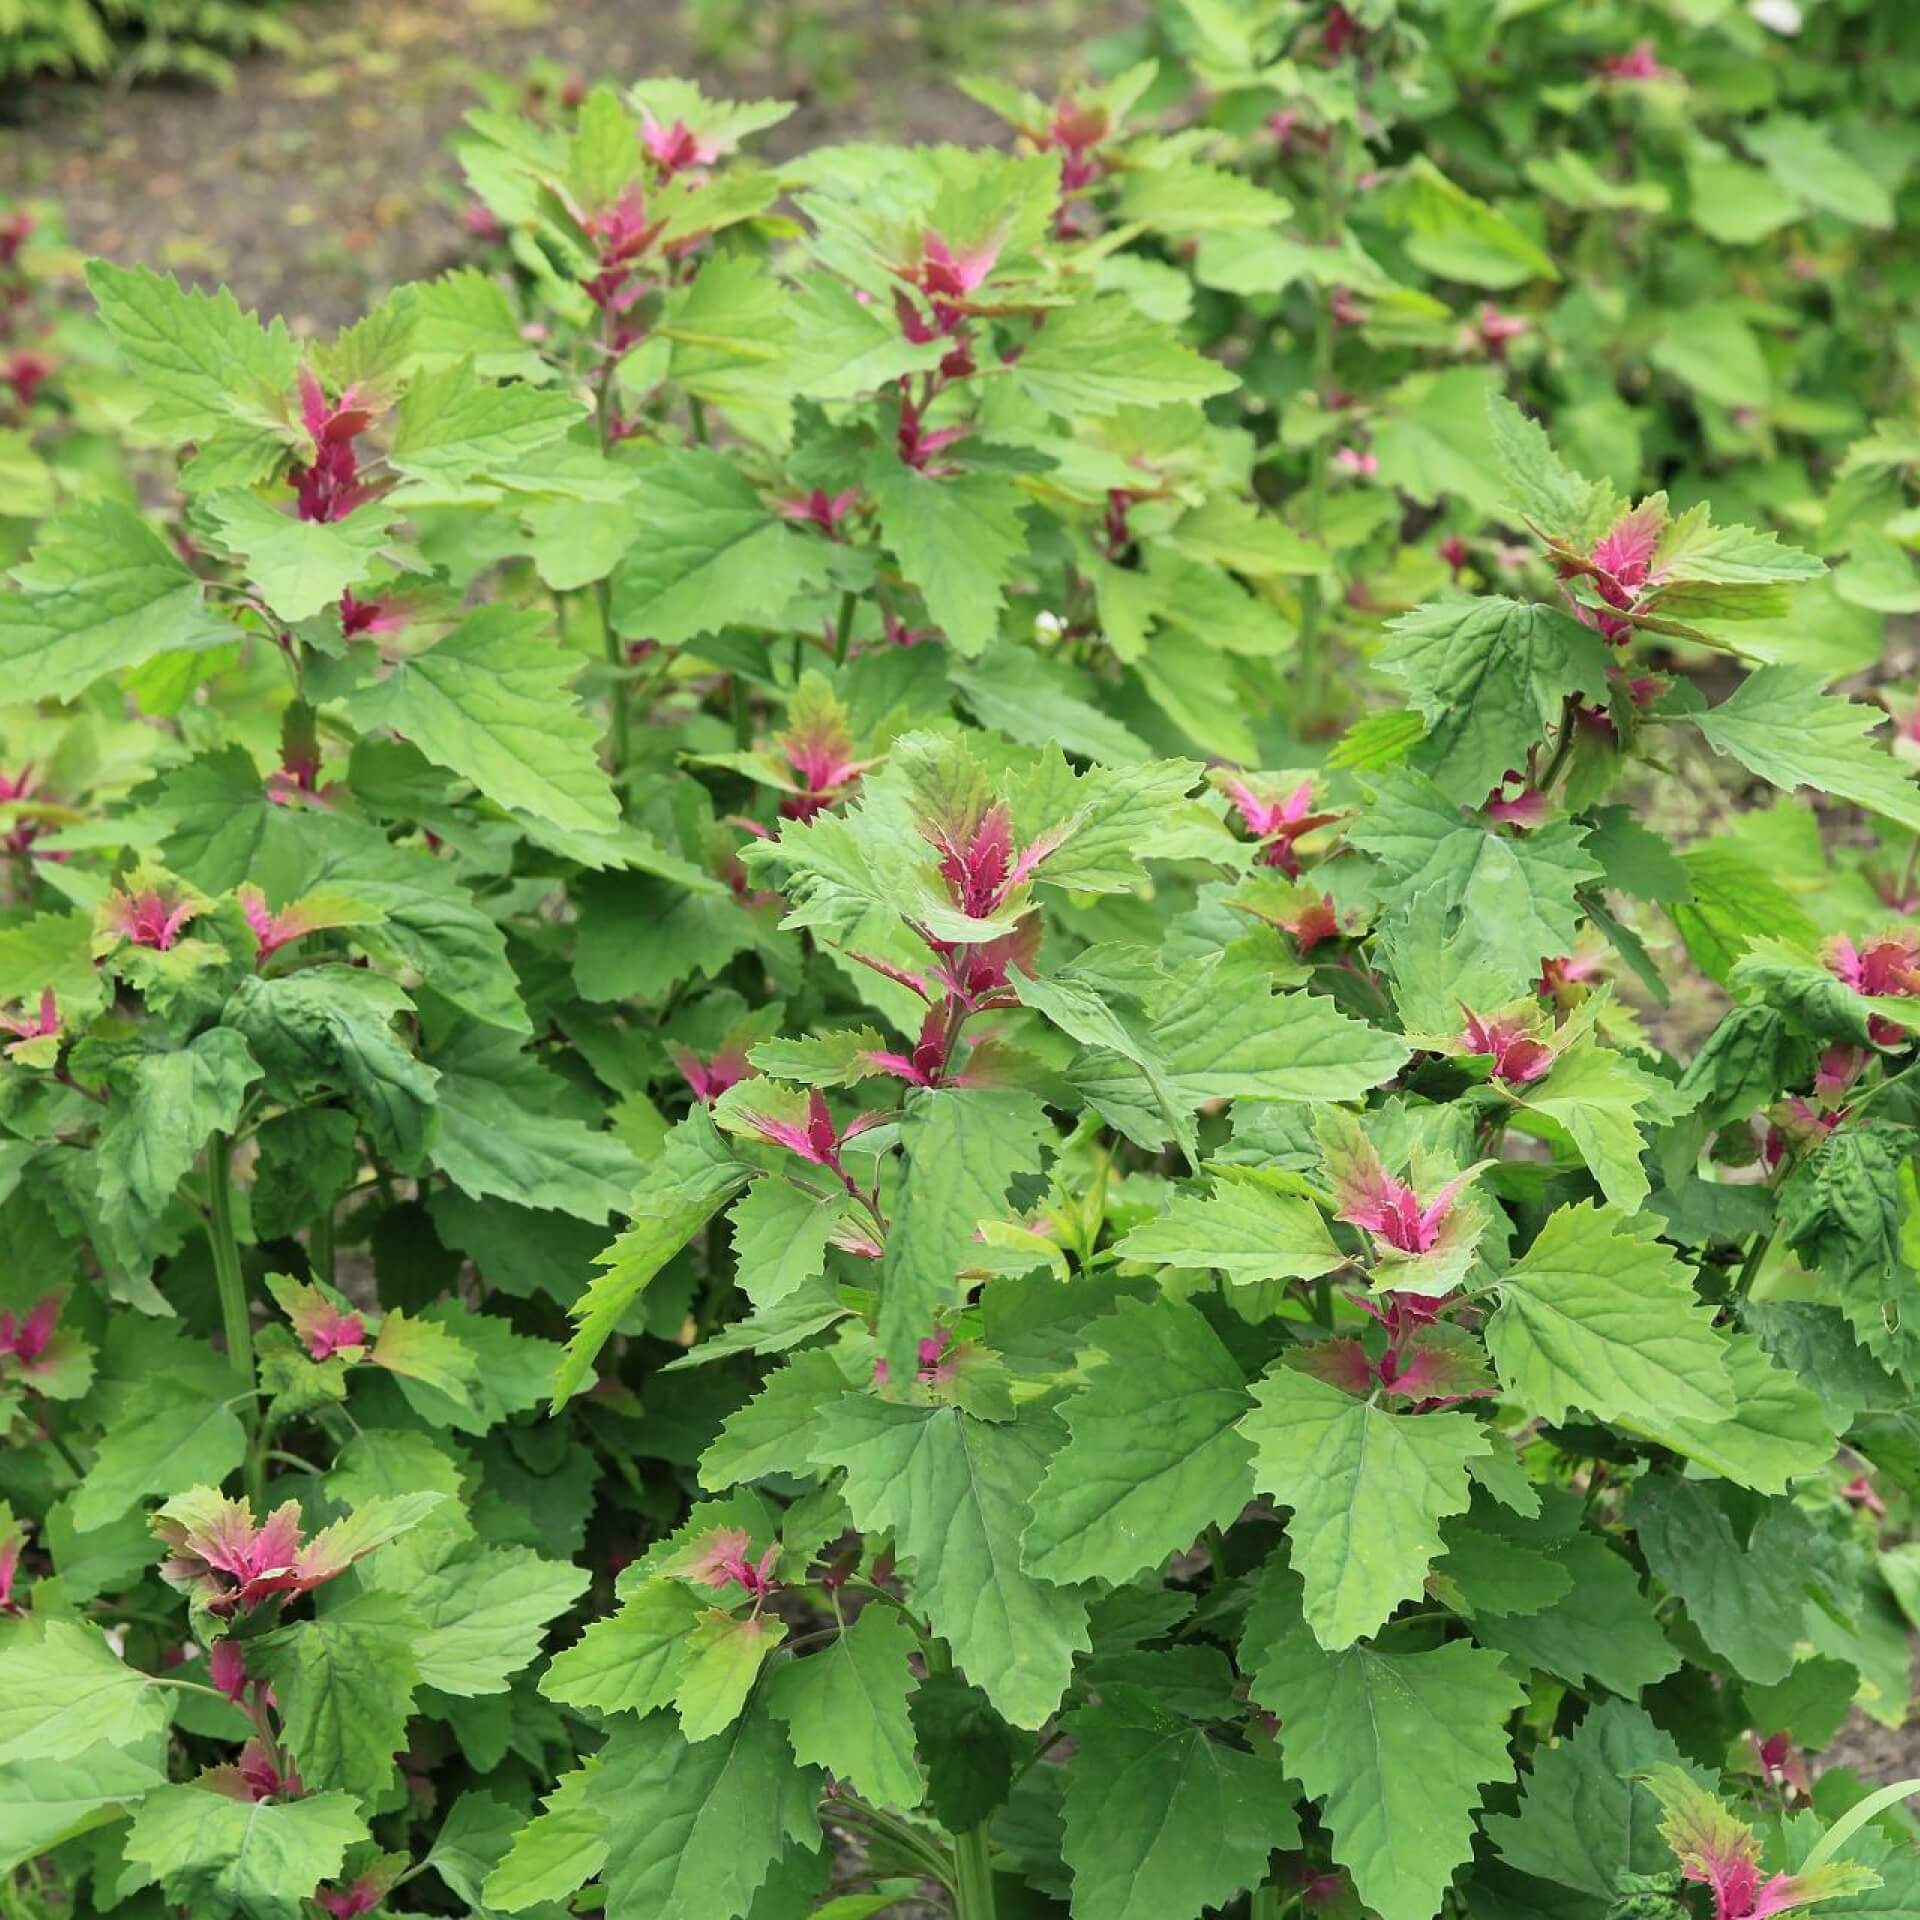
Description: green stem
832,588,858,666
1292,126,1350,722
731,674,753,748
924,1638,997,1919
601,580,631,804
310,1202,334,1286
207,1133,262,1508
1732,1224,1776,1299
952,1822,997,1920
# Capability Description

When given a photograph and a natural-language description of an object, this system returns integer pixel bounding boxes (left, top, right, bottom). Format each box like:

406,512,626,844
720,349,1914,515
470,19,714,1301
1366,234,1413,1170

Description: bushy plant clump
0,0,296,91
3,12,1920,1920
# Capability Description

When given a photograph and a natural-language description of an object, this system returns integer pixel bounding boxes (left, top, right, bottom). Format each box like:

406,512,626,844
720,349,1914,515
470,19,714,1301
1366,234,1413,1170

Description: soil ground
0,0,1128,332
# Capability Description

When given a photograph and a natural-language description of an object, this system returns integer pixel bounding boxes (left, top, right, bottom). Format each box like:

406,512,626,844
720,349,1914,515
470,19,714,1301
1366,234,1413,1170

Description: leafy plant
2,33,1919,1920
0,0,296,90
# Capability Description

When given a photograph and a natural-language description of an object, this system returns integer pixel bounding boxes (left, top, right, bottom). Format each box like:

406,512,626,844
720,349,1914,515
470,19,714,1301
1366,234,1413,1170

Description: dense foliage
0,0,294,91
5,6,1920,1919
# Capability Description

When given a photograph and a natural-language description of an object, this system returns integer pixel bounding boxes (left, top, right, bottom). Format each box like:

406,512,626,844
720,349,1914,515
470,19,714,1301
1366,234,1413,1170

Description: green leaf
1382,157,1559,289
782,273,944,397
85,261,300,448
865,454,1029,657
676,1610,786,1743
1688,146,1801,245
1695,666,1920,836
0,500,228,701
811,1399,1091,1729
1245,1566,1525,1920
222,966,439,1170
1512,1033,1678,1212
94,1028,261,1272
427,1023,639,1224
1472,1527,1681,1695
1650,303,1771,411
1241,1368,1490,1649
1624,1331,1837,1493
1352,769,1601,974
701,1349,852,1490
409,1544,591,1696
556,1109,751,1404
1486,393,1603,545
1628,1476,1807,1685
347,606,620,835
1111,1174,1344,1283
766,1604,922,1811
1012,299,1236,417
949,642,1154,767
1779,1124,1920,1381
0,1622,171,1763
1483,1700,1699,1898
1069,953,1410,1147
908,1671,1016,1831
1742,114,1894,229
254,1590,420,1804
69,1375,248,1532
1378,597,1611,806
1060,1699,1301,1920
0,1741,168,1876
609,449,828,646
482,1758,608,1912
370,1306,479,1410
1021,1296,1255,1587
408,267,551,380
876,1086,1053,1381
203,493,394,622
388,357,582,482
589,1706,822,1920
1484,1202,1736,1427
729,1178,849,1309
542,1576,706,1719
124,1785,365,1920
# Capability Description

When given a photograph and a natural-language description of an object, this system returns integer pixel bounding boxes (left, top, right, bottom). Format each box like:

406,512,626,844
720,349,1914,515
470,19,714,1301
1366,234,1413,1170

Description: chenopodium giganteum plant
3,57,1920,1920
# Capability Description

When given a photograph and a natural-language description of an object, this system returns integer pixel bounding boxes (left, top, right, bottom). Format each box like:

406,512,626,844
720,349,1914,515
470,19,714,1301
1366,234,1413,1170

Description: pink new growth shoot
0,1293,58,1372
102,881,199,952
1460,1008,1554,1085
1219,777,1337,877
685,1526,780,1600
290,369,374,524
1645,1767,1878,1920
1825,929,1920,1045
1336,1162,1468,1256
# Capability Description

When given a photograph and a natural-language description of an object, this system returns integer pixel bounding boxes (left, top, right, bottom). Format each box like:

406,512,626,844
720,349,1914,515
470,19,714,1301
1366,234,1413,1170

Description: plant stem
207,1132,262,1508
310,1201,334,1286
833,588,858,666
952,1823,997,1920
1292,125,1350,723
600,580,630,806
924,1637,997,1919
1733,1224,1776,1299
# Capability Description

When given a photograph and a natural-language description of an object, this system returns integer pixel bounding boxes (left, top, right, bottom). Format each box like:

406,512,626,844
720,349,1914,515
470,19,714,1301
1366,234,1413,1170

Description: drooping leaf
1060,1699,1301,1920
766,1604,923,1811
1021,1296,1255,1588
253,1590,421,1804
123,1786,366,1920
811,1398,1091,1729
1240,1368,1491,1649
1244,1564,1524,1920
1484,1202,1736,1428
347,607,620,835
